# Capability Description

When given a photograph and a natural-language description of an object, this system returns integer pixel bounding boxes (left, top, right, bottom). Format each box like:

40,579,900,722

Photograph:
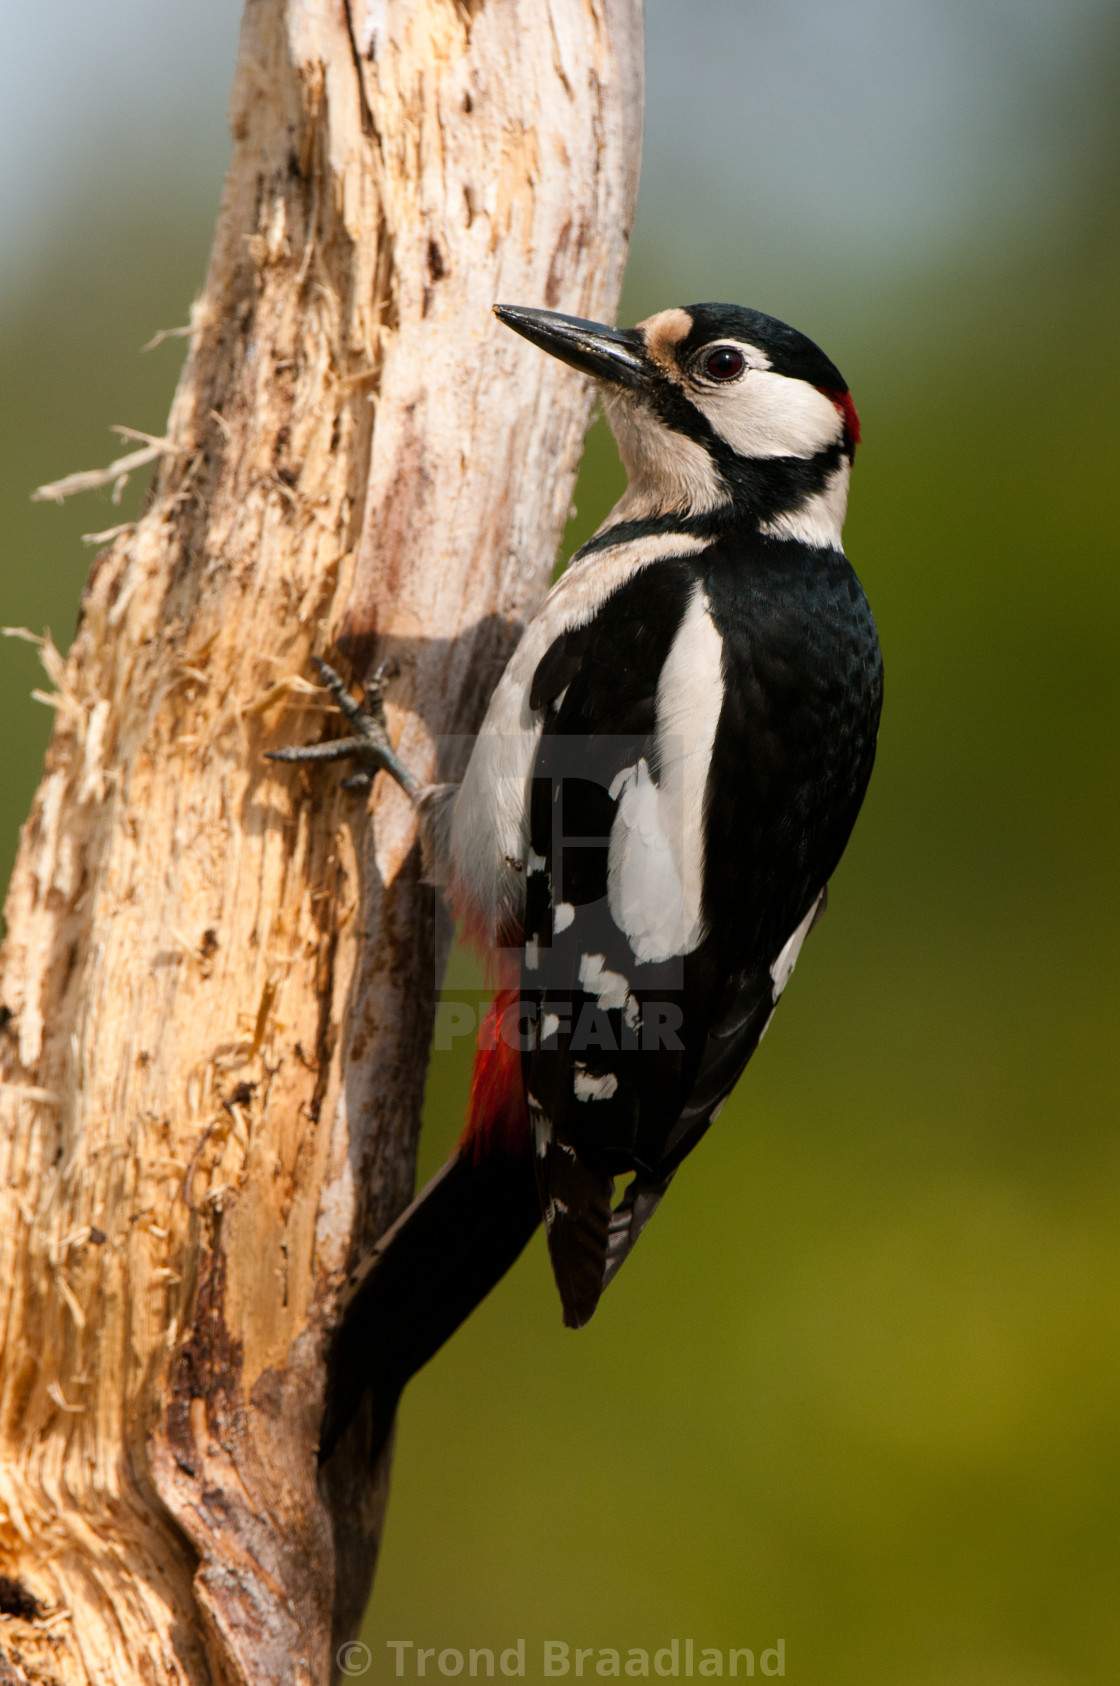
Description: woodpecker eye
699,346,745,382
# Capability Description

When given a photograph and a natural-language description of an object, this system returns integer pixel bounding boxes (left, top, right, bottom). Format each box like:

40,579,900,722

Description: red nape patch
457,989,532,1164
820,386,862,451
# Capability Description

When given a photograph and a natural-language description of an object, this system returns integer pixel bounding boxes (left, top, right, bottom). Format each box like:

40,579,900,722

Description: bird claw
266,655,419,801
312,655,395,739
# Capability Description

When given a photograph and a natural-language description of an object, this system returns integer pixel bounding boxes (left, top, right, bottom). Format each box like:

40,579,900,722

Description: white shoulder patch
607,758,695,964
607,586,724,965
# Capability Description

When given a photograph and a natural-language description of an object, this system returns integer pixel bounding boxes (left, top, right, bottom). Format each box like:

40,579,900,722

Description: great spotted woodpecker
272,303,883,1458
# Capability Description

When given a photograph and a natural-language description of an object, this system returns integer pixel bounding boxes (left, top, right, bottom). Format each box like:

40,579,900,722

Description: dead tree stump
0,2,643,1681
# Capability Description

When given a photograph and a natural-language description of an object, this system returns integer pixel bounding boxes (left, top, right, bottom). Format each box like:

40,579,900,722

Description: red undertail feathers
458,989,532,1165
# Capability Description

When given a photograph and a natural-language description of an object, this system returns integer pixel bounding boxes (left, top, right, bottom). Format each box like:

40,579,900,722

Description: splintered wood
0,2,642,1682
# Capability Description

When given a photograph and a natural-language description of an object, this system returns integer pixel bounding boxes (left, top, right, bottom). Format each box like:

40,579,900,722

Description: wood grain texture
0,1,643,1681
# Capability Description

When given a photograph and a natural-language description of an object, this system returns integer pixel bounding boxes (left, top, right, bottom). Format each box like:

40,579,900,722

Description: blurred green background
2,4,1118,1682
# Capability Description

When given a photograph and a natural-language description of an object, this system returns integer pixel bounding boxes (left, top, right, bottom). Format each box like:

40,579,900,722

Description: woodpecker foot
266,656,419,801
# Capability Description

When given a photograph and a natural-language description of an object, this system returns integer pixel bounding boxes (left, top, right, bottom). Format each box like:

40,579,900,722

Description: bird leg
266,656,420,800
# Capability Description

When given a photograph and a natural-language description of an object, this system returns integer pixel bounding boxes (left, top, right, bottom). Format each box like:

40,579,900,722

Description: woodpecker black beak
494,304,649,390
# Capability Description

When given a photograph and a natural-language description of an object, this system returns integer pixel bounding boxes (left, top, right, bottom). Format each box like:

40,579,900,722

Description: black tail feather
536,1134,613,1330
319,1148,541,1463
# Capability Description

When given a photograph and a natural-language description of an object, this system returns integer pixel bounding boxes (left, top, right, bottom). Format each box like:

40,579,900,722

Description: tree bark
0,3,643,1683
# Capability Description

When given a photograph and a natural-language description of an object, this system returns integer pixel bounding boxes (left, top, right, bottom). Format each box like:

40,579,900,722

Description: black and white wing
521,554,821,1325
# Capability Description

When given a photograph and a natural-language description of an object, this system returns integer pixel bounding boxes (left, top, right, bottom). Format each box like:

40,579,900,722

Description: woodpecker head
495,302,860,548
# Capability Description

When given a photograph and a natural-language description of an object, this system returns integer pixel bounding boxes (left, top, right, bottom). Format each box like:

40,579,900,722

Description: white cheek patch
692,369,844,461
